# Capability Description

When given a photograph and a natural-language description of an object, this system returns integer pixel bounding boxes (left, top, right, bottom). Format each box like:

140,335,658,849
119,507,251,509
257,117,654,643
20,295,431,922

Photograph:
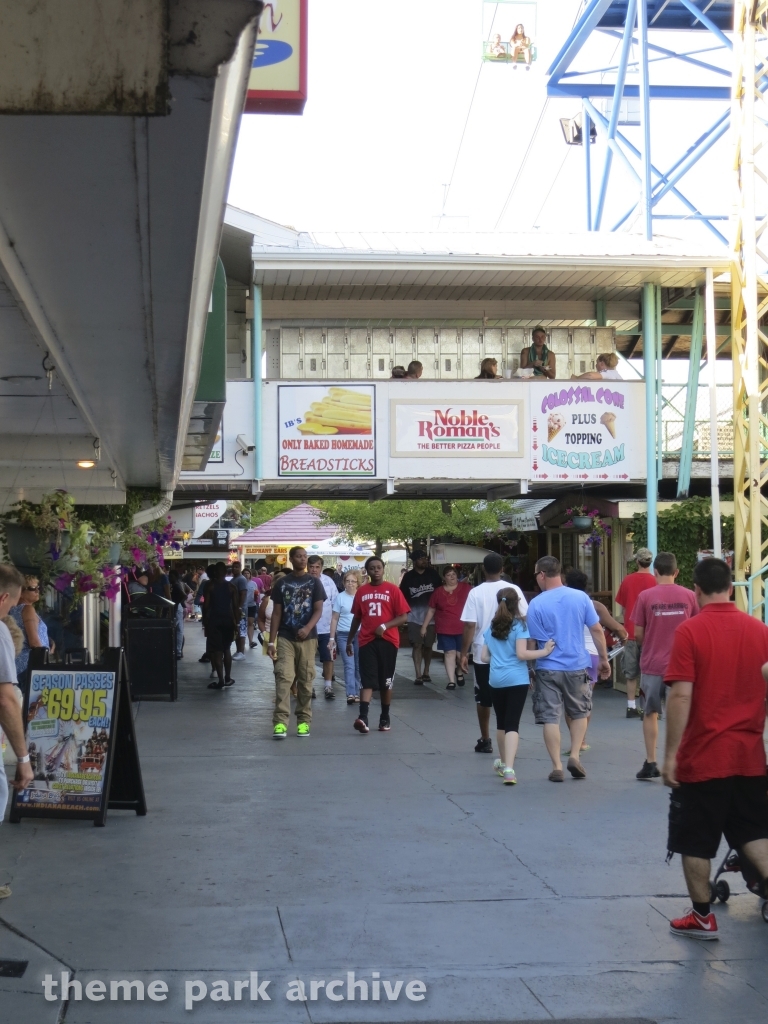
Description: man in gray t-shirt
400,551,442,683
0,565,34,836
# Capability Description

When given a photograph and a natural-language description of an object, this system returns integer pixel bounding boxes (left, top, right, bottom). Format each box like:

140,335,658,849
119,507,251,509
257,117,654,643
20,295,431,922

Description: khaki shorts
532,669,592,725
622,639,641,680
407,622,435,649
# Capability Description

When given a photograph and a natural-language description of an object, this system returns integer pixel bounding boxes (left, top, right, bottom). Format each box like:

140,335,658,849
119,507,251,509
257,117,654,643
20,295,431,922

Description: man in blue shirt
526,556,610,782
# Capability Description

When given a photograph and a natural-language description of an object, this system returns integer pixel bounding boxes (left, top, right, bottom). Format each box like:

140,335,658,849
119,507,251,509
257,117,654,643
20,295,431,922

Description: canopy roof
234,503,338,544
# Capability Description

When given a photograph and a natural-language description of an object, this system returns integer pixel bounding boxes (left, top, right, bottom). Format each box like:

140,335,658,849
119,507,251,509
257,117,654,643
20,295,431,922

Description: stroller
710,848,768,923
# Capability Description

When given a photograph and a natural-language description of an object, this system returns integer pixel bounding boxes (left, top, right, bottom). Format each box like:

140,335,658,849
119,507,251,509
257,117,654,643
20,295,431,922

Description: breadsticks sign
529,381,646,481
277,385,376,476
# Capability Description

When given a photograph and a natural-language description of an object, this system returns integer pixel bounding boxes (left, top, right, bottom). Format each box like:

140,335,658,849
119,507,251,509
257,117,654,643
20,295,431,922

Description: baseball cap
634,547,653,564
411,549,428,560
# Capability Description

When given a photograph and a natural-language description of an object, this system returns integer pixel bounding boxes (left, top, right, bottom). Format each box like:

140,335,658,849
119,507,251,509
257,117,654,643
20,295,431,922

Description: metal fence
660,383,734,459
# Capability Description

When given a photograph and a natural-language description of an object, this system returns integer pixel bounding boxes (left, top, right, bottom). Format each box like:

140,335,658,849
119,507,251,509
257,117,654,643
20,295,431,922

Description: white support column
108,572,122,649
705,269,722,558
82,591,100,664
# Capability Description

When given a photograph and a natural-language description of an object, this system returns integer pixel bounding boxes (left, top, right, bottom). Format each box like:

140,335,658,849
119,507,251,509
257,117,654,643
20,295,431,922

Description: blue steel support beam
638,0,653,241
584,102,593,230
676,0,733,50
594,0,637,230
597,29,731,78
583,99,642,186
548,83,731,98
547,0,614,85
676,290,705,498
611,113,730,233
583,104,729,244
643,283,658,555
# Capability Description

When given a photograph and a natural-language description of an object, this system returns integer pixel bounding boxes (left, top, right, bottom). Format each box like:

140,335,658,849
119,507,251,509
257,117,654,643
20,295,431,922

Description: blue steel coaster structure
547,0,734,243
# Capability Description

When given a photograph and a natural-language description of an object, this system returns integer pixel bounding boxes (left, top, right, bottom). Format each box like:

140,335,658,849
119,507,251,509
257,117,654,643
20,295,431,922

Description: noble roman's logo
417,408,501,441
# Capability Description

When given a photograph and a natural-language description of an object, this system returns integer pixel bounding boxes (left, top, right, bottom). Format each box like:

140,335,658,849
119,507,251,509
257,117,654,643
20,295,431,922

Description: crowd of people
1,539,765,939
184,543,768,943
388,329,624,382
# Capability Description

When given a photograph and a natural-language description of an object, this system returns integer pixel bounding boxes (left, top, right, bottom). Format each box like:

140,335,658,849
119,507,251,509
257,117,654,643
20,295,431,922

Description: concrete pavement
1,622,767,1023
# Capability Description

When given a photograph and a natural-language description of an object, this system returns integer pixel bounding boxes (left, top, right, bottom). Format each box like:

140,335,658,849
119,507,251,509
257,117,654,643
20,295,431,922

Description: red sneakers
353,717,369,734
669,908,719,940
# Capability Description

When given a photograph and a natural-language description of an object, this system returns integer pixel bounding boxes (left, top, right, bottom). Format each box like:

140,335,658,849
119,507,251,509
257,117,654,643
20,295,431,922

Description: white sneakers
232,652,246,661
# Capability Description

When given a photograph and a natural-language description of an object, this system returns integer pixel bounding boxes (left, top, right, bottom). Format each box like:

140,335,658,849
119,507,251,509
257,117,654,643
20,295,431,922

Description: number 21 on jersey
368,601,383,616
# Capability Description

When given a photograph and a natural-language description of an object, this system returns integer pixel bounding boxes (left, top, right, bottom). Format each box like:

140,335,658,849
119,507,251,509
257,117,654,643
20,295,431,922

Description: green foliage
232,500,302,529
74,488,161,531
315,499,518,553
628,497,735,589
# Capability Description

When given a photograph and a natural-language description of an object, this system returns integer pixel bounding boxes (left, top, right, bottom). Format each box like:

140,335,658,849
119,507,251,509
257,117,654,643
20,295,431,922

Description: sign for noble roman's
528,382,645,482
390,399,523,458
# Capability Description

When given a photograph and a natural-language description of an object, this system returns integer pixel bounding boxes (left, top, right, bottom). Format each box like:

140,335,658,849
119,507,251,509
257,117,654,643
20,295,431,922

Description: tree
315,499,518,557
230,500,302,530
628,496,734,590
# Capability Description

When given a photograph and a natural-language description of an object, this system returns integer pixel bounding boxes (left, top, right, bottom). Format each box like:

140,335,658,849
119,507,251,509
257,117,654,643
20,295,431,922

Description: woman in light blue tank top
9,575,52,675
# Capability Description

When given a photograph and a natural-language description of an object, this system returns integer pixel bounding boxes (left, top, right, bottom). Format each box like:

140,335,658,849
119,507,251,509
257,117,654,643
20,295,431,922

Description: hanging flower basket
571,515,593,530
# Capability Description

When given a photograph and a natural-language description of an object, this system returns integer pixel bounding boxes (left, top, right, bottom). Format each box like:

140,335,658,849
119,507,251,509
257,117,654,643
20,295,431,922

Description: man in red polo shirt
663,557,768,940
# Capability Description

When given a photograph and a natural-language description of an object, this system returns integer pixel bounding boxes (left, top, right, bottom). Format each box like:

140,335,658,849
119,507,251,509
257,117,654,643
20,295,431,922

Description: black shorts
358,638,398,692
247,604,258,618
668,775,768,860
206,620,235,653
491,685,529,733
473,663,493,708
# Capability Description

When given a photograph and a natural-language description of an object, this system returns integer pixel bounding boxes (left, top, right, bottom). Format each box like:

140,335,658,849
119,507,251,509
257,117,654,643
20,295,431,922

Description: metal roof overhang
253,249,731,304
0,2,261,509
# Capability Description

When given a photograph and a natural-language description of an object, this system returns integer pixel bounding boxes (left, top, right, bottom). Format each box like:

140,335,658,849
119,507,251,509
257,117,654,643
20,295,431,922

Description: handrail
732,563,768,621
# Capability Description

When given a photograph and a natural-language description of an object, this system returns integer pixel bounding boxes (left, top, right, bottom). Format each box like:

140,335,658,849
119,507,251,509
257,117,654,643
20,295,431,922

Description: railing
733,564,768,622
660,382,737,459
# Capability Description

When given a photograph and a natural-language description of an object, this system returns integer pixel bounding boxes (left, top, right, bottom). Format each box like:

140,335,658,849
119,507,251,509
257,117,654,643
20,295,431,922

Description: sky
228,0,733,243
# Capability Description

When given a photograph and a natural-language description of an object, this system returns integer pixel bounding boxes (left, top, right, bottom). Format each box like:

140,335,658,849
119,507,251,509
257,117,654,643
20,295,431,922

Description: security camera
236,434,256,454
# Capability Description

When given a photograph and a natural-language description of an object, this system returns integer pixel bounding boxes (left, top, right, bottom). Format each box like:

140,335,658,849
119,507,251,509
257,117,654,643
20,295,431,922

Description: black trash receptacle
123,594,177,701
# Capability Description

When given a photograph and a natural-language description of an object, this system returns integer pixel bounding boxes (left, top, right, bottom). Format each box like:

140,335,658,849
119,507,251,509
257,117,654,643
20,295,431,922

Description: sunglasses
24,585,40,592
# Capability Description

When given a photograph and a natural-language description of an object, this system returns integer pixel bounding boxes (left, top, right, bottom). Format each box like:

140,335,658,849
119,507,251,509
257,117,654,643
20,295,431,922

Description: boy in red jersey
347,556,410,734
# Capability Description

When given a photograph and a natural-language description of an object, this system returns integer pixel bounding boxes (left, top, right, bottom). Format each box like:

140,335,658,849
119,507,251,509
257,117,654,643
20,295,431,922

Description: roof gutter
170,14,260,490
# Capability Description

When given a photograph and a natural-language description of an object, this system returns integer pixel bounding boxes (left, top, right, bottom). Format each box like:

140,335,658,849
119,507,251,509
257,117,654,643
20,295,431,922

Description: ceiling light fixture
0,375,42,383
77,460,96,469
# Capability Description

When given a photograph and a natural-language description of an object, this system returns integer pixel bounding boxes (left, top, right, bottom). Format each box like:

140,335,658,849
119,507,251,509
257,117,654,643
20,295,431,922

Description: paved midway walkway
1,622,767,1024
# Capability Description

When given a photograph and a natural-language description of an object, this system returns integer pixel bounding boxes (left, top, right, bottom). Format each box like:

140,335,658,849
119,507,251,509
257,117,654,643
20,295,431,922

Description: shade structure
230,503,372,560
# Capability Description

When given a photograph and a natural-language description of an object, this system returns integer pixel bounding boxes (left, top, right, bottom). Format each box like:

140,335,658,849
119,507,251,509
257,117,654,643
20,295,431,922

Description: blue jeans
336,632,360,696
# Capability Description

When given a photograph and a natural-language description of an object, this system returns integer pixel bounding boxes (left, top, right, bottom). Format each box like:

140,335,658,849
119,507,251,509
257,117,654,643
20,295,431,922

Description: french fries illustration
296,387,372,435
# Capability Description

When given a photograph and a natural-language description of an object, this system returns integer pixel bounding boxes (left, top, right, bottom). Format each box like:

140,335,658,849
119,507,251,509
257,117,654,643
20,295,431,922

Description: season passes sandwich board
529,382,646,482
10,650,146,826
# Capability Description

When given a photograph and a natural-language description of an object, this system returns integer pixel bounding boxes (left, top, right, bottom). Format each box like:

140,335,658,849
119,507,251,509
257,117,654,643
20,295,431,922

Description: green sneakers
273,722,310,738
493,758,506,778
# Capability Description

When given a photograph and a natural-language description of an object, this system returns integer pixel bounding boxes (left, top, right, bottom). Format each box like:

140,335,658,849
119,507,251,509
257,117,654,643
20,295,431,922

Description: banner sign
10,650,146,827
390,399,523,458
19,670,116,814
529,382,645,481
278,385,376,477
245,0,308,114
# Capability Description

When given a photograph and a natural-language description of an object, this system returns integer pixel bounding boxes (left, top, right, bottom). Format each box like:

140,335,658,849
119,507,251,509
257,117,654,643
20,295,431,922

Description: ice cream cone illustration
547,412,565,442
600,411,617,439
